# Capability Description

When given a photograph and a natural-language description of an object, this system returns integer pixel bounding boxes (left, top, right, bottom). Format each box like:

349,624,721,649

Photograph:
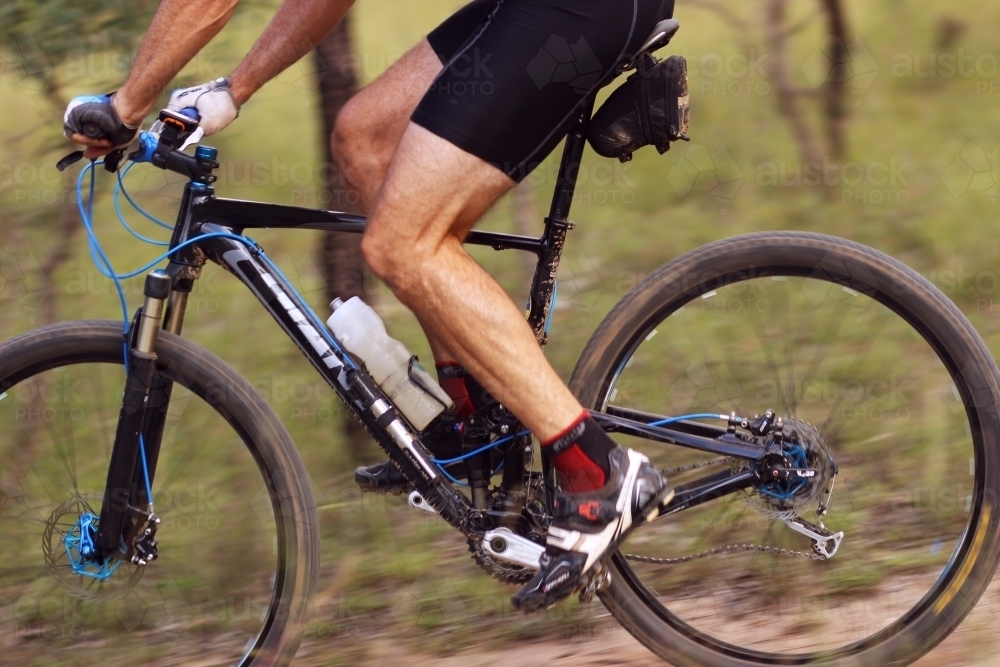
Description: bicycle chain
624,542,825,565
622,456,826,565
475,432,829,573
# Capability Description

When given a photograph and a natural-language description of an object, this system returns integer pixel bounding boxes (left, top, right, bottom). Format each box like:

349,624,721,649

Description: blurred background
1,0,999,664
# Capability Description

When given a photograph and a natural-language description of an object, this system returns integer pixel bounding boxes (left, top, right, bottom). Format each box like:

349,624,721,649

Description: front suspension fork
95,271,176,558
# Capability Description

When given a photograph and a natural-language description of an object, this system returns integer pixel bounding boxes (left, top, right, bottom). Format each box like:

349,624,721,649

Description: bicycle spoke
588,260,988,658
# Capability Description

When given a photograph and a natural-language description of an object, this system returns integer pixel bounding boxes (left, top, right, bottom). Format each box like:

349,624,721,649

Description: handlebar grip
177,107,201,122
65,94,136,146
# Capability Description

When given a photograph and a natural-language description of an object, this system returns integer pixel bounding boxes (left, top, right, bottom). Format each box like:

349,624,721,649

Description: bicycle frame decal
222,248,343,371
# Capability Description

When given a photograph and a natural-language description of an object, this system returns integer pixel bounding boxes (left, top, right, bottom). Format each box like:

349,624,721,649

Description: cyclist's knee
360,227,394,284
333,97,382,175
362,226,448,297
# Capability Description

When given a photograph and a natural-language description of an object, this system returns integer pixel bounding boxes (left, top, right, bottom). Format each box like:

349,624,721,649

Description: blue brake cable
81,149,733,499
429,413,730,483
76,157,261,511
77,150,359,507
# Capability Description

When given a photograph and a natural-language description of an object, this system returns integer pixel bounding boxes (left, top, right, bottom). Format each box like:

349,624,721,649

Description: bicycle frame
96,99,768,561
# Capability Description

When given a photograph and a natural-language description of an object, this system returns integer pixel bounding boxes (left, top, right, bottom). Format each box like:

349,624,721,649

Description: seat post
547,95,596,223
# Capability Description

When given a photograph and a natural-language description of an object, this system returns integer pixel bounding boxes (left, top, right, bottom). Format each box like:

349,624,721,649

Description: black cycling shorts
416,0,675,182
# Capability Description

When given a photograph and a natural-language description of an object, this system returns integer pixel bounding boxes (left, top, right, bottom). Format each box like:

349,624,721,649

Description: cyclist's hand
167,77,240,137
63,94,139,159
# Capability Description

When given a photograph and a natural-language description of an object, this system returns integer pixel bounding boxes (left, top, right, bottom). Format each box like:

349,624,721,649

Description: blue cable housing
76,157,362,510
78,153,736,505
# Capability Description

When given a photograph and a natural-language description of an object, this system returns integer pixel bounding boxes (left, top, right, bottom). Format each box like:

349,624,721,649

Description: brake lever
179,127,205,152
103,148,127,173
56,106,200,173
56,151,85,172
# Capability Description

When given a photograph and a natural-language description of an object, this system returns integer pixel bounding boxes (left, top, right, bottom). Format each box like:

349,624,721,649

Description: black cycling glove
63,94,139,148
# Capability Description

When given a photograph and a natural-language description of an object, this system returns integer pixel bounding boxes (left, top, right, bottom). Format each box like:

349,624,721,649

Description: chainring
467,538,535,584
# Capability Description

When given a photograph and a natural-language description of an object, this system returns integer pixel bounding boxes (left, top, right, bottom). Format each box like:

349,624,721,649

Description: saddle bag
587,54,689,161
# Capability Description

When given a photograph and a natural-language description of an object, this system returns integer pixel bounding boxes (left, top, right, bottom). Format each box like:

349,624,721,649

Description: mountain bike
3,21,1000,667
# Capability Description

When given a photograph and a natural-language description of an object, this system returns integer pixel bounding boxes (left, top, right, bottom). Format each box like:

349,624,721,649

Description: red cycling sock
542,411,615,494
435,362,492,419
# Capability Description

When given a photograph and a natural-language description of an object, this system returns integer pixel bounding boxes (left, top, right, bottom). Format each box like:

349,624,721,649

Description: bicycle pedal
578,566,612,604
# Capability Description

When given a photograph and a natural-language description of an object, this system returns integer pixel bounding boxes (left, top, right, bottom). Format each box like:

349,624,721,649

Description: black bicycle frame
98,99,764,560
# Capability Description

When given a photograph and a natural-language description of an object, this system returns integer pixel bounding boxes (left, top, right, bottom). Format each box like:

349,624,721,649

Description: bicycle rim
0,322,313,667
572,233,1000,664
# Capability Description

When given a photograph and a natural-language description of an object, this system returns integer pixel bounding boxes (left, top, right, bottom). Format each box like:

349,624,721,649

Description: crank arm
481,527,544,570
408,490,438,515
784,516,844,559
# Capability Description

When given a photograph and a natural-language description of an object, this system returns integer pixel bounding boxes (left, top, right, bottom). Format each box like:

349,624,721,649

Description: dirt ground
288,575,1000,667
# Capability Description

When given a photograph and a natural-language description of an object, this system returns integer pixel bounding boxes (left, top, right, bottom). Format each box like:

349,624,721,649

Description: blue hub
758,442,811,502
62,512,122,581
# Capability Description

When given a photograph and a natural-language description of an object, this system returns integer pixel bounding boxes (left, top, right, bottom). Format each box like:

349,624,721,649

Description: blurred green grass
2,0,1000,660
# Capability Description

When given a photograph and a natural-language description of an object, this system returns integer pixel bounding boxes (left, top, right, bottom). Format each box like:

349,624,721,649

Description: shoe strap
552,495,619,525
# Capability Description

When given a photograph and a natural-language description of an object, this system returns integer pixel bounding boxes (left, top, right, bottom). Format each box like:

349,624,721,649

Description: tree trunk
313,15,372,462
820,0,849,159
764,0,823,168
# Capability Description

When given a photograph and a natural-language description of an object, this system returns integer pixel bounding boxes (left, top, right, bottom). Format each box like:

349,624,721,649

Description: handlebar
57,107,217,184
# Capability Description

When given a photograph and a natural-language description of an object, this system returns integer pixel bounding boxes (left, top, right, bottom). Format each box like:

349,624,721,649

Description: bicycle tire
0,320,319,667
570,232,1000,666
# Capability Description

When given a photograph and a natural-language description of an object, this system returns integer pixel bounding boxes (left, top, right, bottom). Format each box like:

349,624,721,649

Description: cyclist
64,0,676,612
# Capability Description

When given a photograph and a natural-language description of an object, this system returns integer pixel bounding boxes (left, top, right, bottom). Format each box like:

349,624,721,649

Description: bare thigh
332,39,443,211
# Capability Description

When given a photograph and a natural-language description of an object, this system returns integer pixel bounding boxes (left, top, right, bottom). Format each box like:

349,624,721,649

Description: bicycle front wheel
571,232,1000,666
0,320,319,667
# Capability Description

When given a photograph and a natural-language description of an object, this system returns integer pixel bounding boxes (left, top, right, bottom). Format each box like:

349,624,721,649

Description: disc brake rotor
42,495,143,601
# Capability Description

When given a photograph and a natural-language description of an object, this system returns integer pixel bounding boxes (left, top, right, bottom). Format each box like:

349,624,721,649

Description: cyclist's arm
114,0,353,125
228,0,354,105
69,0,354,157
113,0,242,126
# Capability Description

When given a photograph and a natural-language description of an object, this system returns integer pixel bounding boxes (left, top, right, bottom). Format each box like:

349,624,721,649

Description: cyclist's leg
334,1,497,367
333,0,497,212
332,40,440,212
363,123,582,441
364,0,675,611
365,0,675,440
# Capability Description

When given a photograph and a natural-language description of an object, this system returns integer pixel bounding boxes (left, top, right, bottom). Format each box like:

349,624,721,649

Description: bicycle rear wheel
571,232,1000,666
0,320,318,667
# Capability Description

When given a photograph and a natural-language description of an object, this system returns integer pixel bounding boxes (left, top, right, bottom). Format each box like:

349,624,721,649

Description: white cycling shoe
511,447,673,612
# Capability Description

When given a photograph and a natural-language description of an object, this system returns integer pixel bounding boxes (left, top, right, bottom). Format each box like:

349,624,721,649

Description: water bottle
327,297,453,431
